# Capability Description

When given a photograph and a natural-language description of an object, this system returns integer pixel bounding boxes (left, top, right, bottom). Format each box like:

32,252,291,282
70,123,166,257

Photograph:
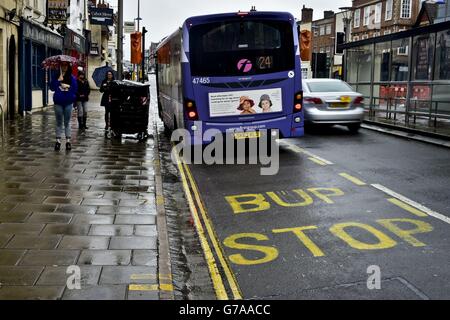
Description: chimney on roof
302,5,313,23
324,10,335,19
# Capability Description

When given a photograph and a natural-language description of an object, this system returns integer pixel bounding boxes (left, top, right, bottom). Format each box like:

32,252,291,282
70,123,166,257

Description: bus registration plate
234,132,261,140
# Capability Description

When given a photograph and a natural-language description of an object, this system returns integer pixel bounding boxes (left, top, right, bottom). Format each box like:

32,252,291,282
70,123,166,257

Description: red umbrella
41,55,83,70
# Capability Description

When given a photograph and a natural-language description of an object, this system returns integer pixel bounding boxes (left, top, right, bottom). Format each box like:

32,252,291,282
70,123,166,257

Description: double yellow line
173,150,243,300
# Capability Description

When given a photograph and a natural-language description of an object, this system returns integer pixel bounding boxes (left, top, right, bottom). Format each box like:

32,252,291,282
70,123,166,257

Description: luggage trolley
110,80,150,141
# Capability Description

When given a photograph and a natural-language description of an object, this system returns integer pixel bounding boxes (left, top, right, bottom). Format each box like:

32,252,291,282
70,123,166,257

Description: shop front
19,19,63,113
342,21,450,137
64,27,87,75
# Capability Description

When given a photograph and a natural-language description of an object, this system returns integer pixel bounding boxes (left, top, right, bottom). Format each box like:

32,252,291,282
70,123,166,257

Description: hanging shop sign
89,7,114,26
48,0,70,25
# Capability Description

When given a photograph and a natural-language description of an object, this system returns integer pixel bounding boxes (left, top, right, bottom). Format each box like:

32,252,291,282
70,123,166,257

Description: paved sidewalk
0,92,167,300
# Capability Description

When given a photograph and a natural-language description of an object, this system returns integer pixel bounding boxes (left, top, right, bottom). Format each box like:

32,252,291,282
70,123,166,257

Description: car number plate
234,132,261,140
330,103,349,108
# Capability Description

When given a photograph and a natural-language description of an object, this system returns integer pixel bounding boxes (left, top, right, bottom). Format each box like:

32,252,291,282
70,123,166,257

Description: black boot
78,117,83,130
83,116,88,130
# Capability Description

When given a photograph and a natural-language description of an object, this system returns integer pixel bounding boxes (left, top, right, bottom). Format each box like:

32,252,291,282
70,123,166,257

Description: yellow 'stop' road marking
372,184,450,225
184,162,243,300
174,151,229,300
339,173,367,186
387,198,428,218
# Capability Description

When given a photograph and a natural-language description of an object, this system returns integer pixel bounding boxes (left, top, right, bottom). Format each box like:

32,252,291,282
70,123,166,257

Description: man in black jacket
76,71,91,131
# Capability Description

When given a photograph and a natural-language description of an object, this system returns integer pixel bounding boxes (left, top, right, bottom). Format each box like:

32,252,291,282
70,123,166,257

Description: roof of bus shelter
338,20,450,51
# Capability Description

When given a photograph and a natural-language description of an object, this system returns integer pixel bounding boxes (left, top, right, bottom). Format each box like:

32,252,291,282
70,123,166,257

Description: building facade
0,0,20,119
87,0,115,89
312,10,336,78
17,0,66,114
351,0,421,41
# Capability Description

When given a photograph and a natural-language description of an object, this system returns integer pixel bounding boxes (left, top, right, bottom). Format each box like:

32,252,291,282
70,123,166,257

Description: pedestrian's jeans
54,104,73,139
77,101,88,118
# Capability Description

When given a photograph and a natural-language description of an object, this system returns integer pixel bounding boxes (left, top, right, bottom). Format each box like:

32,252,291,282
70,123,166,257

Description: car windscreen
306,81,354,93
189,20,295,77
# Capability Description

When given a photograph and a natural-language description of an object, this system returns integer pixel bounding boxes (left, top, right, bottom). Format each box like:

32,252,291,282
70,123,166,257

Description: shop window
32,44,45,89
412,33,435,81
435,30,450,80
374,41,391,82
391,38,409,81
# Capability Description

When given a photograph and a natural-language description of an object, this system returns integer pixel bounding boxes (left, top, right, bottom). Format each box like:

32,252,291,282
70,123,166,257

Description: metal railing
366,97,450,134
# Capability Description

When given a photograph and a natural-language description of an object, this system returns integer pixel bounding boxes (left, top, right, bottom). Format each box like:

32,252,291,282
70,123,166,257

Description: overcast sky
109,0,352,59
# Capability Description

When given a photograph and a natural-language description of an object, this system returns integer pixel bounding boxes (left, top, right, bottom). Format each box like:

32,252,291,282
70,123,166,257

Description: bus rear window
189,20,294,77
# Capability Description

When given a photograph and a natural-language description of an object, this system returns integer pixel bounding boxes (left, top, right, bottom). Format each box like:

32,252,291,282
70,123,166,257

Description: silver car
302,79,365,132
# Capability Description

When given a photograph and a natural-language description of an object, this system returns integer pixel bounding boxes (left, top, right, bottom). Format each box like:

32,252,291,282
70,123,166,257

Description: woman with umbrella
100,70,115,134
49,61,78,151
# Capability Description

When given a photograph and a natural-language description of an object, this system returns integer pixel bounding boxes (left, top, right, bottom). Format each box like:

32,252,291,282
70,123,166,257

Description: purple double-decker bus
156,11,304,144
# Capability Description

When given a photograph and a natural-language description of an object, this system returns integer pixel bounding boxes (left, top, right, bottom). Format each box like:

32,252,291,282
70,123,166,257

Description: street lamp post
339,7,353,82
311,26,319,78
117,0,124,80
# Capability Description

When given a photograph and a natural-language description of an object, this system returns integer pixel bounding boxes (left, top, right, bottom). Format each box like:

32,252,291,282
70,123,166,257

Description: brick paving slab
131,250,158,267
134,225,158,237
41,224,91,236
0,286,65,300
7,236,62,249
78,250,131,266
19,250,80,266
62,285,127,300
109,236,157,250
99,266,158,285
0,266,44,285
37,266,102,286
0,250,26,266
58,236,110,250
89,225,134,236
0,212,31,223
27,213,74,224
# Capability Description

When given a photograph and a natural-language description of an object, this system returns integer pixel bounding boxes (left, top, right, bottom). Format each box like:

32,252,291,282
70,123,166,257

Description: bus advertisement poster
208,88,283,118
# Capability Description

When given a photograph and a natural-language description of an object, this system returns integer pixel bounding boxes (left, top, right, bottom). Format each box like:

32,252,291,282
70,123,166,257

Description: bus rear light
184,99,199,120
237,11,249,16
354,97,364,104
304,97,323,104
294,91,303,113
188,111,198,120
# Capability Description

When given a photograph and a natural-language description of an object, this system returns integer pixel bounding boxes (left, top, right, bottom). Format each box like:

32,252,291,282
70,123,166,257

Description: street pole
117,0,123,80
136,0,142,81
142,27,147,83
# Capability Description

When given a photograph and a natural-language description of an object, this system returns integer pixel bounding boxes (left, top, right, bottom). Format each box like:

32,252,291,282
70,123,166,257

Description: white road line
280,141,334,165
372,184,450,225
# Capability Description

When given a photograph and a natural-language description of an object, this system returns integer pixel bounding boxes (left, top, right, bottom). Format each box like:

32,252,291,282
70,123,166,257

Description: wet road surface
179,123,450,299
